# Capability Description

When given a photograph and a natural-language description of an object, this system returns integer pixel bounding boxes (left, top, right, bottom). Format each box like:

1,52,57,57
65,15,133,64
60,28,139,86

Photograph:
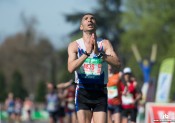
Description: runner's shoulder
68,40,78,51
102,39,111,45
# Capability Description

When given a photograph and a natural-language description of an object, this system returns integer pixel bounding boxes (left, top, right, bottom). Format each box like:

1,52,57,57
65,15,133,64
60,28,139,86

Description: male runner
121,67,142,123
46,82,60,123
67,13,121,123
107,64,123,123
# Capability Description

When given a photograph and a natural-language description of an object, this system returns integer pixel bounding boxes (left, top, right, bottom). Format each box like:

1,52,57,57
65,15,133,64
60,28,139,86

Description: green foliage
56,49,74,83
121,0,175,57
0,71,7,102
0,15,55,94
35,80,47,102
120,0,175,100
10,70,28,100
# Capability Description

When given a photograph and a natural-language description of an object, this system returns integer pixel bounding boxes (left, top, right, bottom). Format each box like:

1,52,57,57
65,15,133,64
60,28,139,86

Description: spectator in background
107,64,124,123
46,82,60,123
131,44,157,103
121,67,142,123
5,92,15,123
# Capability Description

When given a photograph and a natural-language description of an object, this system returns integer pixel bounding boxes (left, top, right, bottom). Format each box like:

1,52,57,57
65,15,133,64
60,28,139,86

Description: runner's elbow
68,66,74,73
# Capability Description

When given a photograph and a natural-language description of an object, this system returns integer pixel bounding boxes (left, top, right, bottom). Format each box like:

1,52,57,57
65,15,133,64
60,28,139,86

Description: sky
0,0,98,49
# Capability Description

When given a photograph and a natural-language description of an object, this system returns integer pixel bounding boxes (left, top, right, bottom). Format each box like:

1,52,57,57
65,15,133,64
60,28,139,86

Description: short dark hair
80,13,96,23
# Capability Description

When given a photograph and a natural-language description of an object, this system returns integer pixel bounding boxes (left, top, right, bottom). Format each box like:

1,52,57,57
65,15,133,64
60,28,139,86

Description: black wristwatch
97,52,104,58
84,51,90,56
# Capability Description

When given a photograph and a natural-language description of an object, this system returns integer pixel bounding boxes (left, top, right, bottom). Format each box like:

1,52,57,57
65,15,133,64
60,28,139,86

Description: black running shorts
122,108,138,122
75,84,107,112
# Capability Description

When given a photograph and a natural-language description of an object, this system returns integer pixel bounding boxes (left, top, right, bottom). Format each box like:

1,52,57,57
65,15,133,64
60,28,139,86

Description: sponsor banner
1,110,49,121
0,111,8,120
31,110,49,120
155,58,174,103
146,103,175,123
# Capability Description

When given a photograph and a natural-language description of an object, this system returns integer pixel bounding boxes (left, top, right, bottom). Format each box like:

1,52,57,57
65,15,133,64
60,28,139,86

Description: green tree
56,49,74,83
10,71,28,100
121,0,175,60
0,71,7,102
120,0,175,100
0,14,55,94
35,80,47,102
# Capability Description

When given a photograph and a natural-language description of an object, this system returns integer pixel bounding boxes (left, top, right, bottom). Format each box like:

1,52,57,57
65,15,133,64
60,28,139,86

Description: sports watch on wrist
84,51,90,56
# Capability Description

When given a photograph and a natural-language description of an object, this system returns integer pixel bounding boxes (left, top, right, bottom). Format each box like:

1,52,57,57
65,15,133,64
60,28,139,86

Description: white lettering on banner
154,111,175,122
145,103,175,123
162,113,168,119
159,111,175,120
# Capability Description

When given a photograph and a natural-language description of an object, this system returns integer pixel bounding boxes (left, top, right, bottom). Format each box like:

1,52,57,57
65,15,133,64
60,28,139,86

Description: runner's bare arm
134,92,142,104
57,79,73,89
103,39,121,67
68,41,88,73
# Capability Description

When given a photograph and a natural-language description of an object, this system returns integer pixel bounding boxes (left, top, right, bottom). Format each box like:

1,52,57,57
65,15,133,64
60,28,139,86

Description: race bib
122,93,134,105
8,107,14,112
83,58,102,75
47,102,55,111
67,103,75,110
107,86,118,99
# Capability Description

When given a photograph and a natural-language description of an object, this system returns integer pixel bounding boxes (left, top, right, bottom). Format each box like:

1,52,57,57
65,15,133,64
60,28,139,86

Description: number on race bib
83,58,102,75
122,93,134,105
107,86,118,99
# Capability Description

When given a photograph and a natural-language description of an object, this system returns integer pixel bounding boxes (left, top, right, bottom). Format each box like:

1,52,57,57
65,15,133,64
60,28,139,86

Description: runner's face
47,83,54,92
80,14,96,32
124,73,131,82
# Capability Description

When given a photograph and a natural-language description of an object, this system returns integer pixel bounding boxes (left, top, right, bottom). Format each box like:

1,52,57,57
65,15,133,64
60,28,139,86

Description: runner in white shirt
67,13,121,123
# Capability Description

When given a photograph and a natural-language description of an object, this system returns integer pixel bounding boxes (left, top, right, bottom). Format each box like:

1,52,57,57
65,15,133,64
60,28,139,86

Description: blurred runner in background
23,97,33,121
14,97,23,123
107,64,124,123
64,83,77,123
121,67,142,123
5,92,15,123
57,79,75,123
46,82,60,123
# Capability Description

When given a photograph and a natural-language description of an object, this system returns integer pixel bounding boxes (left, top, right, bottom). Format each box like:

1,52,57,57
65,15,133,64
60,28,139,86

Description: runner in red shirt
65,84,77,123
121,67,142,123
